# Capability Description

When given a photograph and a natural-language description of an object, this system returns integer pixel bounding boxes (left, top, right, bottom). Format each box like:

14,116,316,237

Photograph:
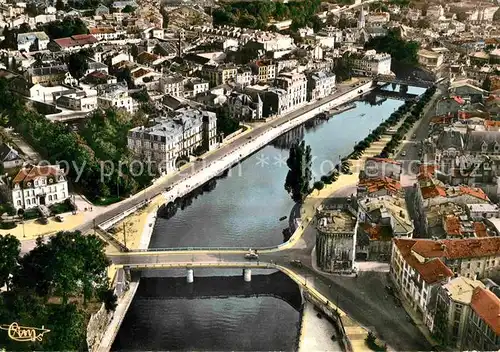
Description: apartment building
201,64,237,87
306,71,336,101
463,287,499,350
250,60,276,82
127,108,217,173
349,50,392,76
158,75,184,97
1,164,69,210
17,31,49,52
227,92,263,121
96,82,136,114
391,237,500,329
432,277,486,350
274,72,307,111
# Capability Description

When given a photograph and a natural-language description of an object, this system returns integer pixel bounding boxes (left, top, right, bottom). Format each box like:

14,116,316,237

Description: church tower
358,6,366,29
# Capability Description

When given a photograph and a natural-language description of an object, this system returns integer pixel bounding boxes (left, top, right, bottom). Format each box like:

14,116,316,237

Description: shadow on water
112,271,302,352
133,271,302,311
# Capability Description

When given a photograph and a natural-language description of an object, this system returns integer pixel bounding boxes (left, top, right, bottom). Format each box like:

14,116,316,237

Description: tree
122,4,136,13
284,141,312,203
416,18,430,29
455,10,468,22
483,75,491,92
313,180,324,193
66,52,89,83
0,235,20,291
55,0,65,11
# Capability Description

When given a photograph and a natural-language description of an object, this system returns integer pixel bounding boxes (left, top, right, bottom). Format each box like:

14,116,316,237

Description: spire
358,6,366,29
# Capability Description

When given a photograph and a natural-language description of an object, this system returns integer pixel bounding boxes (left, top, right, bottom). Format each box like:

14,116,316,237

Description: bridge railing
125,243,288,252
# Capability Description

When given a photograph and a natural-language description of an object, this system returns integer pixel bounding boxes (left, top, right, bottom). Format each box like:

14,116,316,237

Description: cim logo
0,322,50,342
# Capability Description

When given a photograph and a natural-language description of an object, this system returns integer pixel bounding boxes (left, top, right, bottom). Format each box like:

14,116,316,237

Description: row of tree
0,78,153,202
379,86,437,158
0,232,115,350
212,0,322,32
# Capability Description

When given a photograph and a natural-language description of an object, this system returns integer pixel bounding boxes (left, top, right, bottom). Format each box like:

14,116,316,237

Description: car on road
244,252,259,260
401,151,406,157
247,136,252,139
196,157,203,161
290,259,303,268
166,186,172,192
55,215,64,222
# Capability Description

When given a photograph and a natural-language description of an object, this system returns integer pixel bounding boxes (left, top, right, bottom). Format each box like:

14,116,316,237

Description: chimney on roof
441,244,446,251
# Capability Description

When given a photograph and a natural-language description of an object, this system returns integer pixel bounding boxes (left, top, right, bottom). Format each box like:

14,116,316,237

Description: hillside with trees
0,232,115,351
212,0,322,31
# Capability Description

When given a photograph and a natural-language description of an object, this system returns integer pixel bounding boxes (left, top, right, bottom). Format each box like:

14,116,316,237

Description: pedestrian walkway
298,301,342,352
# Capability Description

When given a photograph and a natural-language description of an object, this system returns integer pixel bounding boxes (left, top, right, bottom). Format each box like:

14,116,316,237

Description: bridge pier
186,268,194,283
243,268,252,282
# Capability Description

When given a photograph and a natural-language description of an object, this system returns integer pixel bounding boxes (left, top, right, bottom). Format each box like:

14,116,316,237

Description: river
113,87,425,351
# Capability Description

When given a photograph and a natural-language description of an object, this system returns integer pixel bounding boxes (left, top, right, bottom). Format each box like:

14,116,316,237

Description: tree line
212,0,323,32
0,231,115,350
0,78,153,203
1,17,88,50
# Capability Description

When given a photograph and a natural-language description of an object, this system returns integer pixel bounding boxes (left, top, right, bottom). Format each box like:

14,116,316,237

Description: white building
97,82,136,114
17,31,49,52
418,49,444,70
426,5,444,19
274,72,307,112
391,238,454,329
158,75,184,97
306,71,336,101
127,108,217,173
183,78,209,98
350,50,392,76
6,164,69,210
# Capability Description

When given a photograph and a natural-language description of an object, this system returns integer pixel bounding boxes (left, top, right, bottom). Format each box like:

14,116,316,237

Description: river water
113,88,424,351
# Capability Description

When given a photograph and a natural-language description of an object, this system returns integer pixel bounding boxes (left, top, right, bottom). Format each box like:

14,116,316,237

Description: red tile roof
470,287,500,335
393,239,454,284
473,222,488,238
400,237,500,260
12,165,61,186
459,186,489,201
419,164,437,179
420,185,447,199
358,177,401,195
54,35,97,48
444,215,461,236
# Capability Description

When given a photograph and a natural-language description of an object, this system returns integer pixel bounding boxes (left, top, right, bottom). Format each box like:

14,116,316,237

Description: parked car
166,186,172,191
38,217,48,225
290,259,303,268
196,157,203,161
401,151,406,157
55,215,64,222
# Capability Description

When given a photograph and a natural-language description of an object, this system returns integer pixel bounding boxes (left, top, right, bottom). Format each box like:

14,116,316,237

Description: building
201,64,237,87
432,277,486,350
226,92,263,121
48,34,99,51
315,203,358,273
2,164,69,210
349,50,392,76
17,31,49,52
418,49,444,70
158,75,184,97
89,27,125,41
96,82,135,114
391,238,455,328
183,78,209,98
127,108,217,174
464,287,500,350
250,60,276,83
274,72,307,111
306,71,336,101
0,143,22,170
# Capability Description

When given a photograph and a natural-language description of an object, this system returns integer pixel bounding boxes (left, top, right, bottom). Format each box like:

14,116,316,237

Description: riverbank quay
66,79,375,238
298,301,342,352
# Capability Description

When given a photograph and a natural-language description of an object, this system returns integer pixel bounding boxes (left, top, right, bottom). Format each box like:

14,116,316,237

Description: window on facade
26,199,30,205
17,200,21,206
54,194,57,200
477,262,481,268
